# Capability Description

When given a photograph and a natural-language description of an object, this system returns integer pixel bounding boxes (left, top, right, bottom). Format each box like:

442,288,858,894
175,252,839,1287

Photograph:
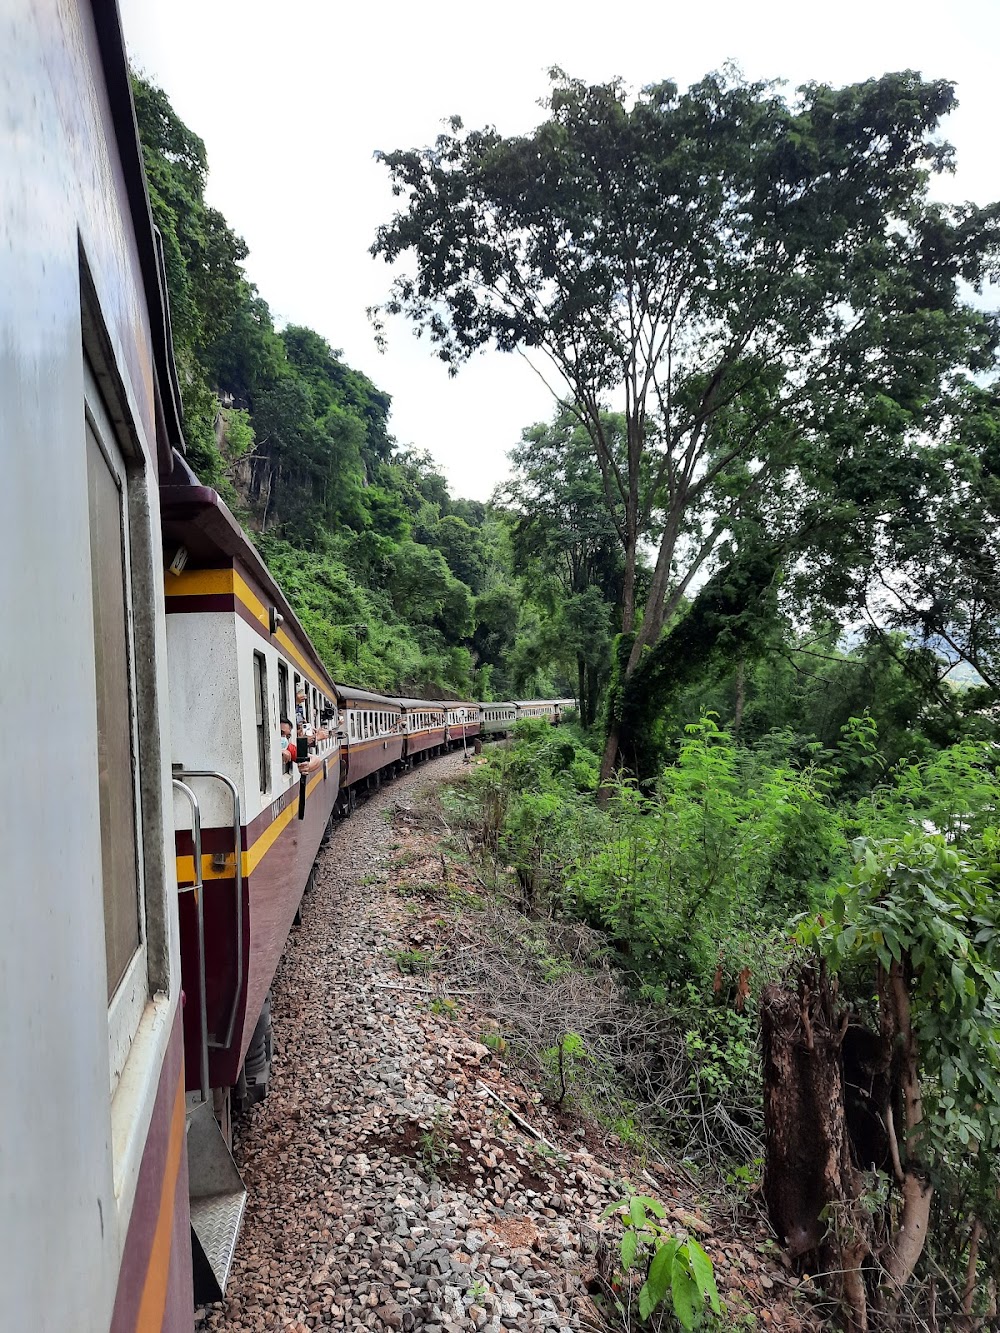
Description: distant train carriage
336,686,404,812
444,701,481,747
399,698,447,761
480,702,517,736
515,699,559,723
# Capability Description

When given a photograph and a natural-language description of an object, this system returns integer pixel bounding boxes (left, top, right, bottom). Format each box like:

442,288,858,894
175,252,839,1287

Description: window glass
87,422,141,1001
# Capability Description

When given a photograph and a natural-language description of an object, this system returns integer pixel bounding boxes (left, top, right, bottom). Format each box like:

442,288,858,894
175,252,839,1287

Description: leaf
671,1254,701,1331
629,1197,648,1228
634,1194,667,1219
639,1238,676,1319
686,1239,722,1313
621,1228,638,1271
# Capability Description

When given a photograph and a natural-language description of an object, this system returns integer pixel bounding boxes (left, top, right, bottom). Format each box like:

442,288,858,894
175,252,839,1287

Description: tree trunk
761,967,870,1332
733,656,746,738
598,721,621,800
879,960,932,1305
621,533,637,635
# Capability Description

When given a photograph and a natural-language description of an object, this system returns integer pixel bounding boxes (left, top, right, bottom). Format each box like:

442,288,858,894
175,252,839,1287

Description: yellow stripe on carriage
174,768,328,884
134,1068,185,1333
164,567,329,692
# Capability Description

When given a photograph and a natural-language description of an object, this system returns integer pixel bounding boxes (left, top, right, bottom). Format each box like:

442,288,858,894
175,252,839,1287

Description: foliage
374,65,1000,780
133,73,578,700
416,1106,460,1179
791,831,1000,1323
498,408,629,725
393,948,435,976
601,1195,722,1329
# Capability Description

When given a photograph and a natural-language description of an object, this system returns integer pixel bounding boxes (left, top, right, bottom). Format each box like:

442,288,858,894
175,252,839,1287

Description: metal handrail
171,778,210,1103
174,769,244,1052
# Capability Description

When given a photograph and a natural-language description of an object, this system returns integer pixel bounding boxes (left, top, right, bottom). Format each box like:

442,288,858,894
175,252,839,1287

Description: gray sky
120,0,998,501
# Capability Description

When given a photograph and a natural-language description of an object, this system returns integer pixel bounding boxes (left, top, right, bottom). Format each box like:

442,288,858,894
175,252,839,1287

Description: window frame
85,363,150,1097
252,650,271,794
278,660,289,725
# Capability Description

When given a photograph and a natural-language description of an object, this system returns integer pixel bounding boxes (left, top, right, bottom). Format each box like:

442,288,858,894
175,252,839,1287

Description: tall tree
372,68,1000,781
500,408,627,723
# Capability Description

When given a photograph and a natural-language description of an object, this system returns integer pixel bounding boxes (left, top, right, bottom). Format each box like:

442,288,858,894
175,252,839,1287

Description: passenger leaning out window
280,717,296,769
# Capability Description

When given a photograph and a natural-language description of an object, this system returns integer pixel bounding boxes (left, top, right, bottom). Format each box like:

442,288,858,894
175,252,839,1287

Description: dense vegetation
137,62,1000,1328
134,76,579,699
453,690,1000,1326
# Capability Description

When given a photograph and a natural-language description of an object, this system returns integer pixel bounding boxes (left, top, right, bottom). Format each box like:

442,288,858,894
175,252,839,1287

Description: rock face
196,751,806,1333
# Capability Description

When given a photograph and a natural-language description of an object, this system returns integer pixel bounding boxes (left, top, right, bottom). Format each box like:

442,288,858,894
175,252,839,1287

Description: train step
187,1098,247,1303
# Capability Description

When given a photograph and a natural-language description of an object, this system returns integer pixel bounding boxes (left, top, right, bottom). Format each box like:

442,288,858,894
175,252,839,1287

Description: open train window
253,652,270,794
278,661,289,724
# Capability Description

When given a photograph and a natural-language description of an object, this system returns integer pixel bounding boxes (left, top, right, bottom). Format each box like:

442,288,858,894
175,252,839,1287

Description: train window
87,420,143,1004
278,661,289,723
85,366,154,1104
253,652,270,794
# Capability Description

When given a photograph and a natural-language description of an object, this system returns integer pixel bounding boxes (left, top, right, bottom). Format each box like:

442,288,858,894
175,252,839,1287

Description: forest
137,66,1000,1331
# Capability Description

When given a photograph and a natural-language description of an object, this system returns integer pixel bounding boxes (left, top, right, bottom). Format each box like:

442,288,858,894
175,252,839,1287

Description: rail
171,778,210,1102
173,769,244,1052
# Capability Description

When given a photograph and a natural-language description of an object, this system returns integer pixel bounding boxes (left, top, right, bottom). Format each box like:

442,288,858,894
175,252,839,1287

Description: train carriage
480,701,517,736
398,698,447,761
161,476,341,1103
1,1,194,1326
515,699,559,723
444,701,481,747
336,685,404,809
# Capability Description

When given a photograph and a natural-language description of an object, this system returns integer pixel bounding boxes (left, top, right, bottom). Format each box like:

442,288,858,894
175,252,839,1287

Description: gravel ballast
197,753,608,1332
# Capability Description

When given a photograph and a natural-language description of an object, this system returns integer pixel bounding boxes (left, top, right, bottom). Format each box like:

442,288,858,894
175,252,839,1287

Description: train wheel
238,993,273,1108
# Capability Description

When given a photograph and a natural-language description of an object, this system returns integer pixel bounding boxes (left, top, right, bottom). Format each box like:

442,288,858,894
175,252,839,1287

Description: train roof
514,700,556,707
335,685,400,709
90,2,185,475
159,477,338,697
395,697,447,711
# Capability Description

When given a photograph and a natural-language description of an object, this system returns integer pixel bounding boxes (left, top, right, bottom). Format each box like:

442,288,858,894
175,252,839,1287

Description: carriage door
85,365,148,1094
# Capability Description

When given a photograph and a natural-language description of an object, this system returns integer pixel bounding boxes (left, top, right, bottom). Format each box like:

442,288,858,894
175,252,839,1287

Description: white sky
119,0,999,501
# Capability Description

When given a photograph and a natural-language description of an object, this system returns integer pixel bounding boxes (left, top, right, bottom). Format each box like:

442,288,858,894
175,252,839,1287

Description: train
0,5,575,1330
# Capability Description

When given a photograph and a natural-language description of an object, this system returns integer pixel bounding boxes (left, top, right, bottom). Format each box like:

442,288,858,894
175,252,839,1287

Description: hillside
133,75,567,702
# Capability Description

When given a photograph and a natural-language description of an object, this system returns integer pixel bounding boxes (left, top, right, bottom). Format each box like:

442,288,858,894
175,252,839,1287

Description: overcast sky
119,0,998,501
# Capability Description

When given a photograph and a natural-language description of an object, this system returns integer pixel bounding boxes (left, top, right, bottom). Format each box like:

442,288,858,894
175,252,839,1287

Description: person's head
295,689,306,705
280,717,292,739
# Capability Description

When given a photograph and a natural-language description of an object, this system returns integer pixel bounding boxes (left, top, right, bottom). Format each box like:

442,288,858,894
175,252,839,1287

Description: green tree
373,67,1000,784
500,408,626,723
